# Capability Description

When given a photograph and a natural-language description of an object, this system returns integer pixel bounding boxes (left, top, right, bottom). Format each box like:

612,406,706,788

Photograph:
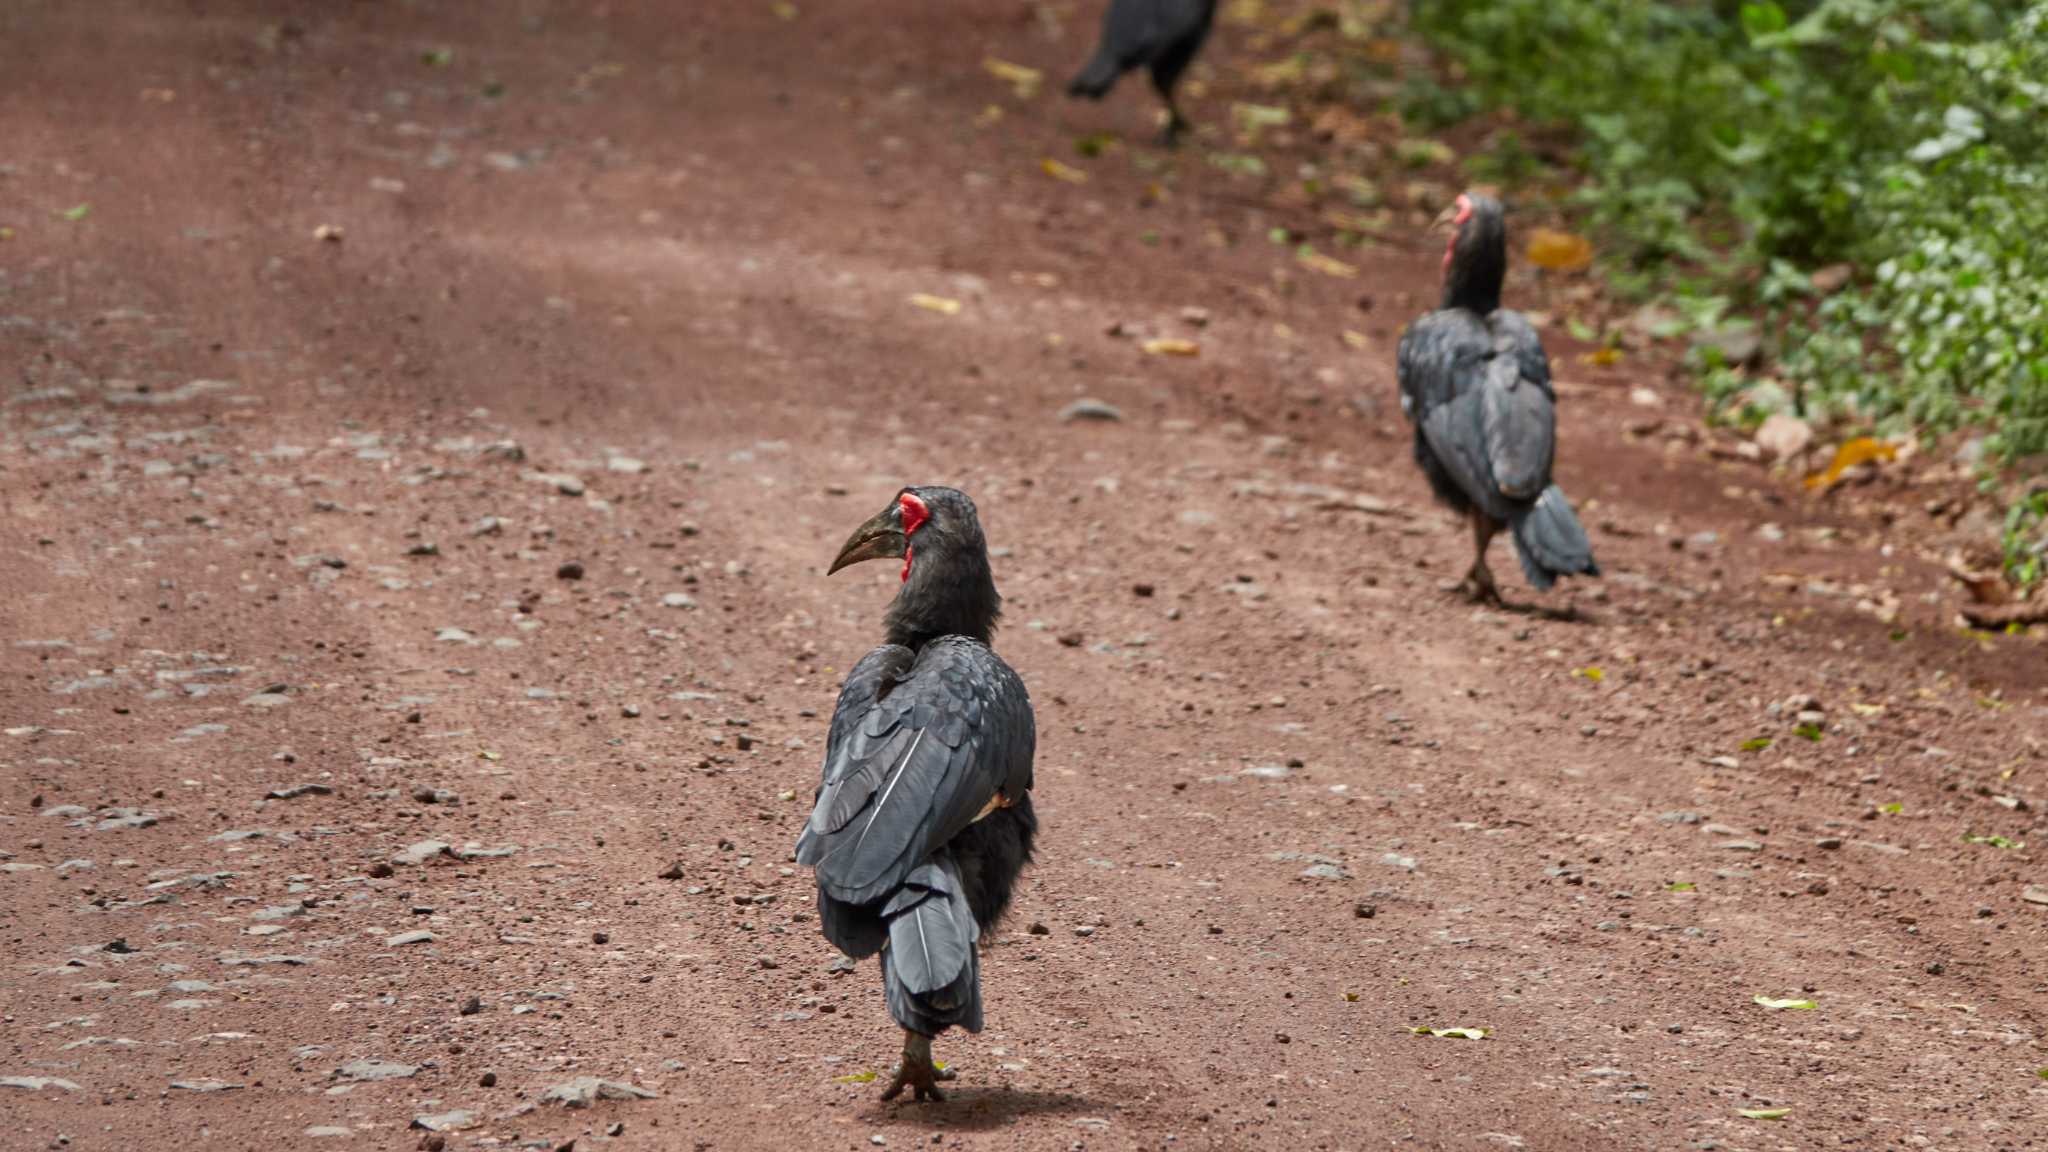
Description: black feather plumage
799,487,1036,1043
1398,195,1599,591
1067,0,1218,142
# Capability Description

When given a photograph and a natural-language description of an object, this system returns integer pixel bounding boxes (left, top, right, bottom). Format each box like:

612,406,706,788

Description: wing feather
796,637,1034,907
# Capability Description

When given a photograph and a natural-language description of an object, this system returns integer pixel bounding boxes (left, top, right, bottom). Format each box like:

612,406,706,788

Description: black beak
827,502,906,575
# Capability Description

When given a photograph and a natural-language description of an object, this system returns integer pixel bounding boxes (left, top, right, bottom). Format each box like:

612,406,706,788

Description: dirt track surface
3,3,2045,1150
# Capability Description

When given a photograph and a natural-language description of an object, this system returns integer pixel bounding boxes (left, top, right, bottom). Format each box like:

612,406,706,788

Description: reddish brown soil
3,4,2044,1151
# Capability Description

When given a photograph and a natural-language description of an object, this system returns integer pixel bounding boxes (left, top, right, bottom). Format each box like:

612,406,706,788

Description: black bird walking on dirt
1066,0,1218,145
1397,192,1600,603
796,487,1036,1102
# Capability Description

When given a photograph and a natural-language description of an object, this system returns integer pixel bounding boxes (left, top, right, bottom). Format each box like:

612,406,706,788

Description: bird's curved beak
1427,203,1460,236
827,502,906,575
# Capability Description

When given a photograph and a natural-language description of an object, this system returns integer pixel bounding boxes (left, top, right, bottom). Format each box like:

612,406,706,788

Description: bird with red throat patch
1397,191,1600,604
796,486,1037,1102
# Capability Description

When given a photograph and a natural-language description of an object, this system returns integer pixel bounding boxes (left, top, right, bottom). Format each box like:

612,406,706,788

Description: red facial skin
1442,193,1474,271
898,491,929,582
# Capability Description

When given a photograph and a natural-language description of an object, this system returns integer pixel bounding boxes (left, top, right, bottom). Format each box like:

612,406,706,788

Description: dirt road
3,3,2043,1150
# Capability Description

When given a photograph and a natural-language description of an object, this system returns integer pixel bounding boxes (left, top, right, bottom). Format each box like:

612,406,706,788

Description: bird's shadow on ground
868,1087,1094,1130
1452,590,1599,624
1499,599,1598,624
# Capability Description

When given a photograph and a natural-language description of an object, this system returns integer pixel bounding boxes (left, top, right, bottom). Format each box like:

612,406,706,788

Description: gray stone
93,808,159,831
266,783,333,800
337,1059,418,1082
385,930,436,947
1,1076,81,1092
540,1077,659,1108
305,1127,355,1139
171,1079,243,1092
661,592,697,609
208,829,272,843
391,840,451,866
410,1110,479,1132
524,471,586,496
1058,398,1124,423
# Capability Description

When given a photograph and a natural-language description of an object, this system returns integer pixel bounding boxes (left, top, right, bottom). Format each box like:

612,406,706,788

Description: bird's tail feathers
879,854,984,1036
1508,484,1600,590
1067,50,1121,99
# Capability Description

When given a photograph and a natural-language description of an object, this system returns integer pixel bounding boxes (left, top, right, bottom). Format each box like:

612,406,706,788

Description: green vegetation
1408,0,2048,579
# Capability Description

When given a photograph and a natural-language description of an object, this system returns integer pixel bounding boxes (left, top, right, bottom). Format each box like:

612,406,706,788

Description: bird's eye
899,492,930,536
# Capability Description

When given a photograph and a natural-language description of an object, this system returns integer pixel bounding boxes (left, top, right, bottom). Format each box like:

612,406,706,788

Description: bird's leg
1464,514,1503,606
880,1030,955,1103
1158,99,1189,148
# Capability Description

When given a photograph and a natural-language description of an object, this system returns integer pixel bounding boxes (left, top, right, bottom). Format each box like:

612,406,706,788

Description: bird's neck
1443,241,1505,315
884,549,1001,651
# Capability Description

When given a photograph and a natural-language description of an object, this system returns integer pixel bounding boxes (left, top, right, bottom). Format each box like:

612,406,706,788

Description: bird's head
830,485,1002,647
1429,191,1507,313
828,486,983,581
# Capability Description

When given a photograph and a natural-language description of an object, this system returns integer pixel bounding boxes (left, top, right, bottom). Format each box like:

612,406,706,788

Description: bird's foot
881,1032,955,1103
1461,565,1503,607
1156,111,1189,149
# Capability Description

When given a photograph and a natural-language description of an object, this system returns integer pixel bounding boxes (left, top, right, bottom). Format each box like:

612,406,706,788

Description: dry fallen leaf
1141,338,1200,357
1296,247,1358,279
1804,436,1898,490
1526,227,1594,272
908,294,962,316
1342,330,1370,350
770,2,799,20
974,104,1004,129
1041,158,1089,185
982,57,1043,99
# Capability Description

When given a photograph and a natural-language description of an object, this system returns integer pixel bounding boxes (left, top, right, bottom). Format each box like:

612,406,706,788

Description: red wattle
901,546,913,583
898,491,930,536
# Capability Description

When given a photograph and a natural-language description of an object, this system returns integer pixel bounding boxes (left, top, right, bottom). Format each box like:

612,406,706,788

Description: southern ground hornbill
796,486,1036,1102
1397,192,1600,603
1067,0,1218,146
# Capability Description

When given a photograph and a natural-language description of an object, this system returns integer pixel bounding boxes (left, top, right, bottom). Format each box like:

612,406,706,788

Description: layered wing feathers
1399,307,1558,512
797,637,1034,909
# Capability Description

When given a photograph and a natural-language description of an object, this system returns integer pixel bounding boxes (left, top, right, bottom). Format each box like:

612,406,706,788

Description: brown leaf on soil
1526,228,1594,273
1804,437,1897,490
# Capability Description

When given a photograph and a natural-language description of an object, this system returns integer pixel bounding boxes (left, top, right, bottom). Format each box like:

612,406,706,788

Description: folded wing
797,637,1035,910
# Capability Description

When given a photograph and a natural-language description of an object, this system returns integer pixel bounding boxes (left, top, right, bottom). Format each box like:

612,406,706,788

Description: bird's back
1080,0,1214,74
800,636,1035,1040
1398,306,1558,516
799,636,1034,910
